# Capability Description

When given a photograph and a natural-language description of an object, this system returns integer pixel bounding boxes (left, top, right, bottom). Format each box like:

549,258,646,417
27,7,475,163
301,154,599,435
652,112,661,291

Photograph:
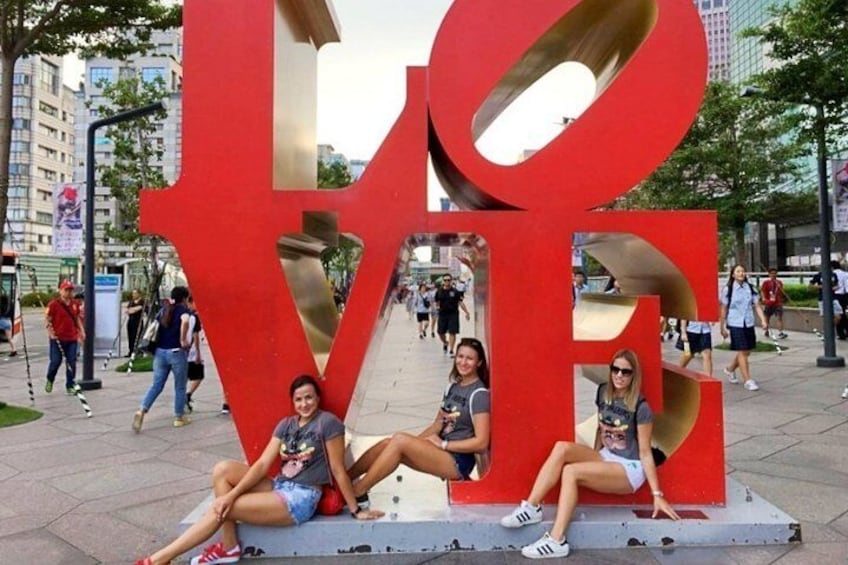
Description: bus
1,251,23,338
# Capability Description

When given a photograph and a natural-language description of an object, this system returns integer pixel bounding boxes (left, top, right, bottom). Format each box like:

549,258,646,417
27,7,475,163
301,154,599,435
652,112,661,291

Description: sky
316,0,596,211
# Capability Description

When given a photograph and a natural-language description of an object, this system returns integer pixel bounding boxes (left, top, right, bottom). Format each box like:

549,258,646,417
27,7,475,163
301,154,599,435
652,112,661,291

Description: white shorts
599,448,646,492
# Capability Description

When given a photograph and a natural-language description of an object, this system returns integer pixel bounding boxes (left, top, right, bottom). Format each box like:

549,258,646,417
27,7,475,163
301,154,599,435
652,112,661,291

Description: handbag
141,317,160,353
316,414,345,515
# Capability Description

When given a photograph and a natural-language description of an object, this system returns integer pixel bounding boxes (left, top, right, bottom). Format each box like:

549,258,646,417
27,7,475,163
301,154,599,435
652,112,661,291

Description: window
141,67,165,84
39,101,58,117
38,123,58,138
13,73,29,85
11,118,30,129
8,163,28,176
39,60,60,95
36,212,53,224
8,209,27,220
38,190,51,201
10,141,30,152
89,67,114,86
38,145,57,159
38,167,57,181
12,96,30,108
8,186,27,198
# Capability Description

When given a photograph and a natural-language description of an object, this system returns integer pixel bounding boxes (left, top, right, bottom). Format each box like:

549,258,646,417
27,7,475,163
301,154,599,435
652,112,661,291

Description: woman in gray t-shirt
135,375,382,565
499,349,679,560
346,337,491,510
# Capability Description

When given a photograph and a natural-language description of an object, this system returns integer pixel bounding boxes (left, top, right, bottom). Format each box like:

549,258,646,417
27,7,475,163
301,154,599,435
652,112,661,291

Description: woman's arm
719,303,729,337
439,412,490,453
417,409,445,439
636,422,679,520
753,300,768,330
325,435,383,520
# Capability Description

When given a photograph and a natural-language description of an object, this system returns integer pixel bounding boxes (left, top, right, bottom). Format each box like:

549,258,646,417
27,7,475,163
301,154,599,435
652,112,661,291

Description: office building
695,0,731,82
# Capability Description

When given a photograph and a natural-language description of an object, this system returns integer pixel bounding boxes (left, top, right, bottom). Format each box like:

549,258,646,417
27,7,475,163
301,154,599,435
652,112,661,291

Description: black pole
814,102,844,367
81,101,165,390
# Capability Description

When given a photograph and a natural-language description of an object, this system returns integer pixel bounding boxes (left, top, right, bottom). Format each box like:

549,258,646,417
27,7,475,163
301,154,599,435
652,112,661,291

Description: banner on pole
52,183,84,256
832,160,848,232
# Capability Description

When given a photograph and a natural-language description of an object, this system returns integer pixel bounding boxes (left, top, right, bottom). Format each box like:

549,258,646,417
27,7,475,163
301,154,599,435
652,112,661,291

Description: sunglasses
609,364,634,377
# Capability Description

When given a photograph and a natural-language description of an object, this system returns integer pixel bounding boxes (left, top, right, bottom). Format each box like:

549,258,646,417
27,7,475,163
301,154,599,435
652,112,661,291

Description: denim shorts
451,452,476,480
271,478,321,525
0,317,11,331
599,448,646,492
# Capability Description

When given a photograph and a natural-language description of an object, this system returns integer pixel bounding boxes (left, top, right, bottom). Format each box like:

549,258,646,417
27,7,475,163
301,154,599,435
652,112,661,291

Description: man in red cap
44,280,85,393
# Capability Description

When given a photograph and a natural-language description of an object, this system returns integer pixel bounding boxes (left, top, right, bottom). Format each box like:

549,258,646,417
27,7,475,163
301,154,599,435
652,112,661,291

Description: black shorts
728,326,756,351
451,451,476,480
187,361,205,381
437,311,460,335
416,312,430,322
675,332,712,354
763,304,783,318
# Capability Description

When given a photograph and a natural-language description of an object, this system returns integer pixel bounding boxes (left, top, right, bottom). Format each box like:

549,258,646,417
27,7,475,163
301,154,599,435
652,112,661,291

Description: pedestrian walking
184,296,204,414
435,275,471,356
44,280,84,393
414,283,431,338
676,320,713,376
0,291,17,357
760,268,788,339
572,271,588,308
833,261,848,339
720,264,768,391
132,286,192,432
428,282,438,338
125,289,145,357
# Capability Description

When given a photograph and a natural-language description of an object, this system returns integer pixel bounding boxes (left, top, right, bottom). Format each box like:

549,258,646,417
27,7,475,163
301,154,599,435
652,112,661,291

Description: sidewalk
0,306,846,564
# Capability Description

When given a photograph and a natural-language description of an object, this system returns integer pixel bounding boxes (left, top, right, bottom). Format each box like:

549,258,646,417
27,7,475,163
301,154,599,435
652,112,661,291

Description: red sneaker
190,542,241,564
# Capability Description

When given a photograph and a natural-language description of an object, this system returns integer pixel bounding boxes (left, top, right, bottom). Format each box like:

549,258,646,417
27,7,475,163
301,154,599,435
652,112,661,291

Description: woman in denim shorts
346,338,491,510
136,375,383,565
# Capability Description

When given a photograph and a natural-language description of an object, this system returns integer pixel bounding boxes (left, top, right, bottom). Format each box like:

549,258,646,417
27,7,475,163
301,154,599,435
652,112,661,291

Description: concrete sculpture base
181,477,799,558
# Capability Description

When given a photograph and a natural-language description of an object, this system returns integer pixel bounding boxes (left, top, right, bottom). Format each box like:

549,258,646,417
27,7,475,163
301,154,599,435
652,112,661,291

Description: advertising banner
832,160,848,232
52,183,84,256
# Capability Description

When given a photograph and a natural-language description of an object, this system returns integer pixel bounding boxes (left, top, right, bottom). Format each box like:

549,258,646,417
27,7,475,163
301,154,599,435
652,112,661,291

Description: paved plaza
1,305,847,564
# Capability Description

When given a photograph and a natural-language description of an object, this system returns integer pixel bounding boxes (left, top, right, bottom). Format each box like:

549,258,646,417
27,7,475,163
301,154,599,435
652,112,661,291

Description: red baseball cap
59,280,75,290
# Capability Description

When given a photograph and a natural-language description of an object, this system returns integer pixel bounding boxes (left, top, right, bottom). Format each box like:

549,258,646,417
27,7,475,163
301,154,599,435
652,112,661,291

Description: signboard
94,274,122,357
52,183,84,256
834,160,848,232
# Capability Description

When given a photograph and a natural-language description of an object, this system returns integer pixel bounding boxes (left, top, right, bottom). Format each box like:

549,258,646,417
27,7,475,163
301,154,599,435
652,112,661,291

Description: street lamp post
740,86,844,367
80,101,166,390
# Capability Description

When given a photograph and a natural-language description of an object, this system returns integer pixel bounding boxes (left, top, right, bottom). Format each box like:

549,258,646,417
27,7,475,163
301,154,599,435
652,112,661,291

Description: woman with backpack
414,283,431,338
720,264,769,391
499,349,678,560
132,286,193,432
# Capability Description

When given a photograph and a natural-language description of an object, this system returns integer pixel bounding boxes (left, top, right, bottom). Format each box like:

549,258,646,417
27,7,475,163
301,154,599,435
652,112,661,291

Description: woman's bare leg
352,433,459,496
149,460,283,564
526,442,601,506
702,349,713,376
549,461,632,541
737,350,752,382
347,438,390,480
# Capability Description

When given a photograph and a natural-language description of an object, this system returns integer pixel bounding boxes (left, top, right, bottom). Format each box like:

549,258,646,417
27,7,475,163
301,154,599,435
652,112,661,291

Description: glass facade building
694,0,731,82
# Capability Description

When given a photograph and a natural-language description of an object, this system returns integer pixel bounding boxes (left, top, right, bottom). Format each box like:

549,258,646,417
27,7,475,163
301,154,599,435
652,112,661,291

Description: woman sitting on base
347,337,490,508
500,349,678,560
135,375,382,565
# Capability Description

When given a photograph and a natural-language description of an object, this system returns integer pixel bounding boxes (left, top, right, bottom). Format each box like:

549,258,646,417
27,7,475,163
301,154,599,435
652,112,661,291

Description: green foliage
0,404,43,428
317,160,362,279
715,341,785,353
743,0,848,146
115,356,153,372
93,74,171,250
21,291,56,308
622,81,806,264
783,283,818,305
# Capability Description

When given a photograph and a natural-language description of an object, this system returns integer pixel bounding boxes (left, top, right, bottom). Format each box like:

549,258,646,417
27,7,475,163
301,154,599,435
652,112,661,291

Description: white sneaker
723,367,740,384
521,532,570,559
744,379,760,391
500,500,543,528
841,386,848,400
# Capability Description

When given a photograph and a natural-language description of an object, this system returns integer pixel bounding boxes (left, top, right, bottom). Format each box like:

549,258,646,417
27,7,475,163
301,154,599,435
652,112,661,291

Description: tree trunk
0,54,18,257
734,224,748,268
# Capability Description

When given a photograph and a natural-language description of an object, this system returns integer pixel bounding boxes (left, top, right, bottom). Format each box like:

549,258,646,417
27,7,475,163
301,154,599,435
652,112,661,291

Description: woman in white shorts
499,349,678,559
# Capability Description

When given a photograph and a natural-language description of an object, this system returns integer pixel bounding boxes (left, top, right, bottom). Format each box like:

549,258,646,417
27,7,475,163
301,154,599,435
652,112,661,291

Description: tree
0,1,181,256
91,72,171,296
621,81,807,266
743,0,848,147
317,160,362,287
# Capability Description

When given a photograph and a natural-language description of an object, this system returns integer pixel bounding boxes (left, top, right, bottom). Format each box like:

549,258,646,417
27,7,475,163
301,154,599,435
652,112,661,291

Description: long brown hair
603,348,642,410
448,337,489,388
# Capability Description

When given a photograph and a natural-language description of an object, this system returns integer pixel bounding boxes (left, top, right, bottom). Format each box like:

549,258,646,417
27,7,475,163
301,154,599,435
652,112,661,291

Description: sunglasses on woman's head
609,364,634,377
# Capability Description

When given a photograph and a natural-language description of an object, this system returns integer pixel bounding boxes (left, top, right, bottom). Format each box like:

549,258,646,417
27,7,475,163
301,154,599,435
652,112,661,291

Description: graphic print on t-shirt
279,432,317,478
598,398,637,453
440,392,465,436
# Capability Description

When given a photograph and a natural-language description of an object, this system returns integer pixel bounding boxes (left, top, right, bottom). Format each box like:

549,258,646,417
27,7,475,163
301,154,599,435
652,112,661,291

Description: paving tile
776,414,846,434
770,541,848,564
1,437,130,473
0,529,97,565
730,471,848,523
49,460,199,500
725,434,800,462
